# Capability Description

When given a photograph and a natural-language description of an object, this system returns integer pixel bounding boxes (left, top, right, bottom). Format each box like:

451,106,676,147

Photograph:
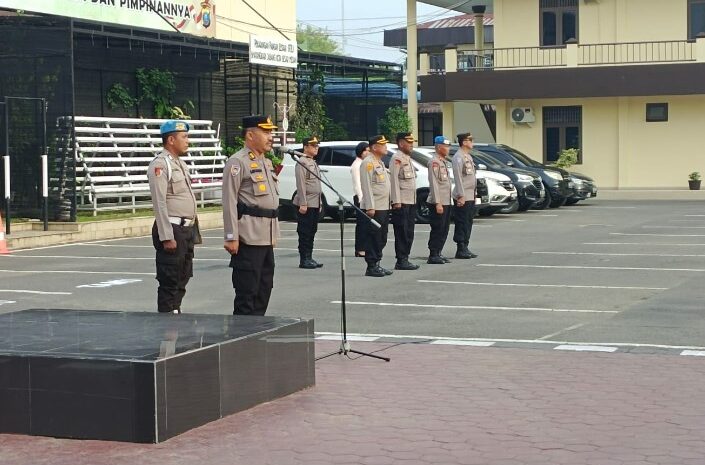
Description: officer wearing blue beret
147,120,198,314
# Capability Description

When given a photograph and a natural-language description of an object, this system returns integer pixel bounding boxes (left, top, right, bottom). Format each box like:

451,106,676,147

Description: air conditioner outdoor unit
511,107,536,124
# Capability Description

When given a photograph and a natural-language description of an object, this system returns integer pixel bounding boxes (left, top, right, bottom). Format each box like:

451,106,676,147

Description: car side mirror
477,163,487,170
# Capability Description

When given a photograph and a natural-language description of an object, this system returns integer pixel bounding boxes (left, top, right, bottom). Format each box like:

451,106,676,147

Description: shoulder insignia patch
231,165,240,176
154,167,162,177
432,162,439,168
248,152,255,160
394,159,401,165
366,162,373,172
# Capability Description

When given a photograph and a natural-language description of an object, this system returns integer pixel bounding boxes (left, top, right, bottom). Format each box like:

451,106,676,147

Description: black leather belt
238,203,278,219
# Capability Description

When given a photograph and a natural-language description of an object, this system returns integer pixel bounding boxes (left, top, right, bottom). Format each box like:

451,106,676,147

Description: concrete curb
6,211,224,251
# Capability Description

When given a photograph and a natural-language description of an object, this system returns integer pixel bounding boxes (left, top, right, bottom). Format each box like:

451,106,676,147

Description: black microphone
279,146,304,158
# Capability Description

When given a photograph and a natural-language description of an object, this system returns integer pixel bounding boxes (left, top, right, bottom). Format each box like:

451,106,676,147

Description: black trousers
296,207,320,258
365,209,389,266
391,204,415,262
427,204,451,255
152,222,194,313
353,195,367,253
230,244,275,316
453,201,476,246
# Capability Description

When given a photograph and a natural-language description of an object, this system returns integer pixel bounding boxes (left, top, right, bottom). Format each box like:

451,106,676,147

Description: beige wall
494,0,689,48
215,0,296,44
496,96,705,189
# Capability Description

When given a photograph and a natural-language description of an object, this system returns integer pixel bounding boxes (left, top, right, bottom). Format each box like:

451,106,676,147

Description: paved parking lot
1,199,705,352
3,199,705,464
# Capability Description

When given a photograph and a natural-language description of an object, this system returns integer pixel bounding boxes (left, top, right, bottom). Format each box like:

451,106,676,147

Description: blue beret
434,135,451,145
160,120,190,135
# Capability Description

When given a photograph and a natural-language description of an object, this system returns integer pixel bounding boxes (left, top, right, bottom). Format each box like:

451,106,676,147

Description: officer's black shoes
365,265,386,277
312,259,324,268
468,251,479,258
395,260,420,270
427,255,445,264
440,255,452,263
381,266,394,276
455,247,472,259
299,259,318,269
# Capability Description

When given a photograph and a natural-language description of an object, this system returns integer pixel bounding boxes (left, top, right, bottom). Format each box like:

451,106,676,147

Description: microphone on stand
279,146,304,158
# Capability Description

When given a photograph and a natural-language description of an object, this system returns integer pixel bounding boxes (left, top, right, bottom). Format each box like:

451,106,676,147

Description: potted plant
688,172,701,190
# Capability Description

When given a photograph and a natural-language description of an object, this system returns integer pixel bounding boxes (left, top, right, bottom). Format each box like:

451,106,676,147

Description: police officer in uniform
360,135,393,277
222,115,280,316
293,136,323,269
427,136,453,264
148,120,198,314
390,132,419,270
452,133,479,259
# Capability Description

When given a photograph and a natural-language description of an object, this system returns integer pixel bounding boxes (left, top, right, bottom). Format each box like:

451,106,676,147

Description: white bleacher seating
68,117,226,215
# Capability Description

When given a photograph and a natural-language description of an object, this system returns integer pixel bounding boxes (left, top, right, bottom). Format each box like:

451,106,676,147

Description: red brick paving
2,341,705,465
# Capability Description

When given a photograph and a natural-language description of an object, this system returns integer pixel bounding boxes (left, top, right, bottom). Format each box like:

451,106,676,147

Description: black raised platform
0,309,315,443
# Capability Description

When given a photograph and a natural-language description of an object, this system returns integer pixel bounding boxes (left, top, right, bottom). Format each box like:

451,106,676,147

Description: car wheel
415,189,431,223
532,186,552,210
499,200,520,214
479,206,503,217
549,195,567,208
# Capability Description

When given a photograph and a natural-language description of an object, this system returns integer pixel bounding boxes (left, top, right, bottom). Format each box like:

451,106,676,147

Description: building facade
420,0,705,189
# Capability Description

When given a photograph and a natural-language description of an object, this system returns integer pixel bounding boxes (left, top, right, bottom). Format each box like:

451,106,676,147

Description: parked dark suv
474,144,574,209
567,172,598,205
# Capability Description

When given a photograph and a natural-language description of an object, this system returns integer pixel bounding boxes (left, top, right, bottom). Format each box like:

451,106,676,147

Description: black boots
395,259,420,270
365,262,393,277
427,253,445,264
299,253,323,269
455,244,478,259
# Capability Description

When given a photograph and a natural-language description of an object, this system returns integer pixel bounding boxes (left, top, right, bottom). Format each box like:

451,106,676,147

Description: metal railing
579,40,695,66
454,40,696,72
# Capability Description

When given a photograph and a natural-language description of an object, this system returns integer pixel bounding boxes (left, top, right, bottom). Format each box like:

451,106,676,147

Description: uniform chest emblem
378,174,385,181
249,152,255,160
256,174,264,181
258,183,267,192
231,165,240,176
250,162,259,169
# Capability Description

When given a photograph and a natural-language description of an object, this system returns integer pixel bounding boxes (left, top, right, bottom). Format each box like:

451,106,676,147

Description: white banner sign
249,35,298,69
0,0,217,37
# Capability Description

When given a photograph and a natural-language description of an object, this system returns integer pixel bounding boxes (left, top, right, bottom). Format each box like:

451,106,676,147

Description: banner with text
0,0,217,37
249,35,298,69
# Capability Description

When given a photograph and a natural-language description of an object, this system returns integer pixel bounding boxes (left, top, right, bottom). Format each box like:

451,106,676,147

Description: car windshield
471,150,504,169
498,145,543,167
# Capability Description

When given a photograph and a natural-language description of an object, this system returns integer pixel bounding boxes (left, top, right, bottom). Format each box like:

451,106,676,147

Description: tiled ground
2,341,705,465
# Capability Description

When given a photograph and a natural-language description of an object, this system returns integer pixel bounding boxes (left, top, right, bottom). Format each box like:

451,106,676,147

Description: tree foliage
379,106,412,140
297,24,343,55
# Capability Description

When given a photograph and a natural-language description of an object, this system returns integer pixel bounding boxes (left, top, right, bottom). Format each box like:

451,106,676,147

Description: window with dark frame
646,103,669,122
689,0,705,39
540,0,578,46
543,106,582,164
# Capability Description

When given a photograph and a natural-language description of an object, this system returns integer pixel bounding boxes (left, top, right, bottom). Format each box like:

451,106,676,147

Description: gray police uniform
148,149,197,313
452,149,477,252
222,147,280,315
293,155,322,266
427,153,452,258
389,150,417,264
360,154,391,267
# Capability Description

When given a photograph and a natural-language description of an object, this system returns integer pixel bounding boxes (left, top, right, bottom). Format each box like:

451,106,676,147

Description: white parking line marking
0,289,72,295
77,279,142,289
477,264,705,272
417,280,667,291
681,350,705,356
611,232,705,237
430,340,495,347
0,269,153,275
331,301,618,314
554,345,618,353
315,332,705,351
539,323,587,341
585,242,705,246
1,255,224,262
580,224,614,227
531,214,558,217
684,214,705,217
316,335,379,342
643,225,705,229
0,300,16,306
534,251,705,258
275,247,340,253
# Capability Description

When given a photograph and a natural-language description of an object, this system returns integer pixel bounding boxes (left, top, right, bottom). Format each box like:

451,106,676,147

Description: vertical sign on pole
2,155,9,235
41,154,48,231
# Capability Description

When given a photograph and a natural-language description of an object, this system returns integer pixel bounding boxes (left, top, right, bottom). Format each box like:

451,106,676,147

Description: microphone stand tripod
282,148,390,363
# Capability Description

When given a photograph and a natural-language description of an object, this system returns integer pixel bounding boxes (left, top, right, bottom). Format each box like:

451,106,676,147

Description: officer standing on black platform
452,132,479,259
148,120,198,314
293,136,323,269
360,135,393,277
390,132,419,270
426,136,453,265
222,115,280,316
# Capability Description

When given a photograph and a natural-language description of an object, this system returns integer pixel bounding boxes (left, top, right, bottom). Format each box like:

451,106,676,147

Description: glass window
316,147,332,165
329,148,356,166
543,106,582,163
689,1,705,39
540,0,578,46
646,103,669,122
